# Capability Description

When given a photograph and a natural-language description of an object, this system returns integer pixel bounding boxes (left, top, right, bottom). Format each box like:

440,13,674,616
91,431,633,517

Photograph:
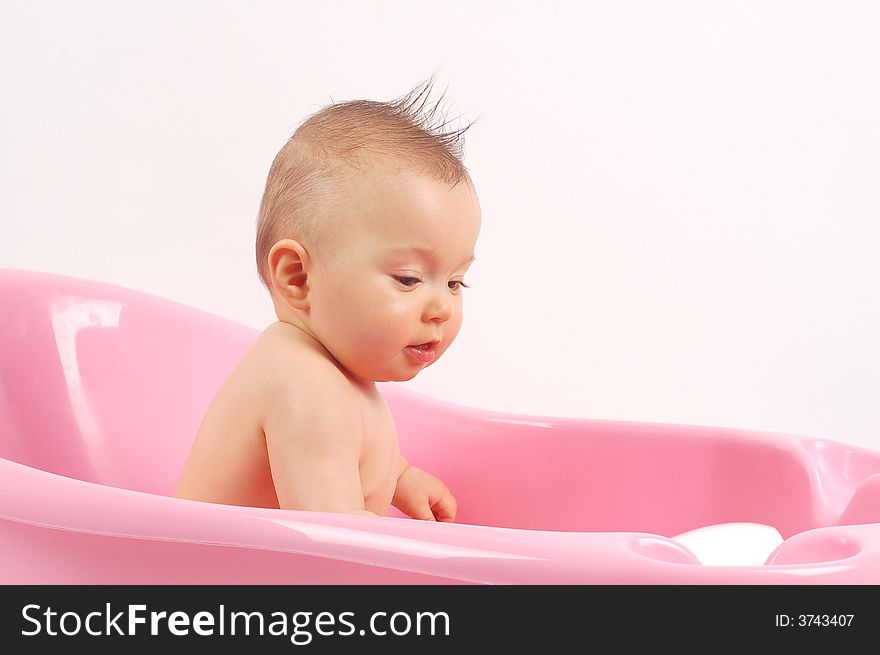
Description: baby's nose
423,291,452,323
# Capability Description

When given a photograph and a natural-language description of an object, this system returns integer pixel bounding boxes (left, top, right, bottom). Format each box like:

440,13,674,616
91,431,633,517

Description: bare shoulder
254,324,375,512
254,323,365,445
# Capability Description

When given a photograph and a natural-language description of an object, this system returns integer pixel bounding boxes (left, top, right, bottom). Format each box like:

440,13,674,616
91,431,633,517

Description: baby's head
255,77,482,384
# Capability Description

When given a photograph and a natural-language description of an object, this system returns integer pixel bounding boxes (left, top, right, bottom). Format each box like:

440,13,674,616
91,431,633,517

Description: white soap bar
671,522,784,566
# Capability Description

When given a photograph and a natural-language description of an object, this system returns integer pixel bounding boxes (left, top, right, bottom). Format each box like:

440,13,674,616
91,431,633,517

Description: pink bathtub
2,268,880,583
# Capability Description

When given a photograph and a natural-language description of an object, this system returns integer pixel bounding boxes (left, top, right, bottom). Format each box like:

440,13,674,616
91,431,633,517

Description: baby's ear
268,239,310,309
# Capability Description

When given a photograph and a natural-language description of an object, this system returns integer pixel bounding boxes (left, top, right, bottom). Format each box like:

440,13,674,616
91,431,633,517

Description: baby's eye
394,276,421,287
448,280,470,291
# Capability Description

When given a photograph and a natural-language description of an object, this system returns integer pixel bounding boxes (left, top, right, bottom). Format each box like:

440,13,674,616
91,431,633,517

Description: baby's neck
269,320,378,394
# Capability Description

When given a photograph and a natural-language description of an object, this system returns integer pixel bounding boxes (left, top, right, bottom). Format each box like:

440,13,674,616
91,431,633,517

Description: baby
174,78,481,521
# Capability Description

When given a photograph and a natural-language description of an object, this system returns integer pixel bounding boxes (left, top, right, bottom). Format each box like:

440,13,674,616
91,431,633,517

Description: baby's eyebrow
383,246,475,266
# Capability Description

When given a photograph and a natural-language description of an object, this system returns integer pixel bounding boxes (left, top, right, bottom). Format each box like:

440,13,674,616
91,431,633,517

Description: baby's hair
255,72,478,291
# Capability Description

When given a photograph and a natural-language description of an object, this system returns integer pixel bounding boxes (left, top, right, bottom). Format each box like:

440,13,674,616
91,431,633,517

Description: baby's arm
392,455,457,522
263,369,376,516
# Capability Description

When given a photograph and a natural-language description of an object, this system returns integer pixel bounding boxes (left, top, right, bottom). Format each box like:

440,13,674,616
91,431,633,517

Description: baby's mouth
405,341,438,363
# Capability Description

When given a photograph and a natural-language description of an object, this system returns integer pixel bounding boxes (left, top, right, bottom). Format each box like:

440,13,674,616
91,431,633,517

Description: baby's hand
392,465,457,522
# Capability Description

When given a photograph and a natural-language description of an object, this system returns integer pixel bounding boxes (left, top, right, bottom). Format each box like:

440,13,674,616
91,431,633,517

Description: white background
2,1,878,450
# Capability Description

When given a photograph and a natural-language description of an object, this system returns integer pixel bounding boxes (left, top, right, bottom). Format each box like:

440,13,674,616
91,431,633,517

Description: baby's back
174,321,399,513
174,325,285,508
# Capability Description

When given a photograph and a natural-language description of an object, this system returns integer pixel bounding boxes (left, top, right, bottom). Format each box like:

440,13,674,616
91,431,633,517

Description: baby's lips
409,339,441,349
405,342,438,364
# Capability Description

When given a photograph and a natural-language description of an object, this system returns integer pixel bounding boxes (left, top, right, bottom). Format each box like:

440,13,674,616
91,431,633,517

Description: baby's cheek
444,314,464,347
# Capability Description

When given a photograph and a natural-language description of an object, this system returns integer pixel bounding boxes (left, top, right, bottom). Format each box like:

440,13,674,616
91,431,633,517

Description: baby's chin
374,364,433,383
349,355,439,383
372,370,421,383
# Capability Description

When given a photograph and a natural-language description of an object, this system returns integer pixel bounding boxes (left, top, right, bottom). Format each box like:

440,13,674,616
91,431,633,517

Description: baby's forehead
314,154,477,247
379,243,476,268
329,163,460,216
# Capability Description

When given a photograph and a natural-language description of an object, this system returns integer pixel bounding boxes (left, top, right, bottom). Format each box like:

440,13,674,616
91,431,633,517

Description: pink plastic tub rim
2,268,880,584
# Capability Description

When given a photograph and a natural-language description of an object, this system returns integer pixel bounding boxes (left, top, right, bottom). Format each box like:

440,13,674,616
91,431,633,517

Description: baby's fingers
431,491,457,523
408,499,436,521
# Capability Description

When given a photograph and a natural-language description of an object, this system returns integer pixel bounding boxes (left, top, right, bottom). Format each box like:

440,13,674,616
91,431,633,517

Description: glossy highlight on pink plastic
2,269,880,583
